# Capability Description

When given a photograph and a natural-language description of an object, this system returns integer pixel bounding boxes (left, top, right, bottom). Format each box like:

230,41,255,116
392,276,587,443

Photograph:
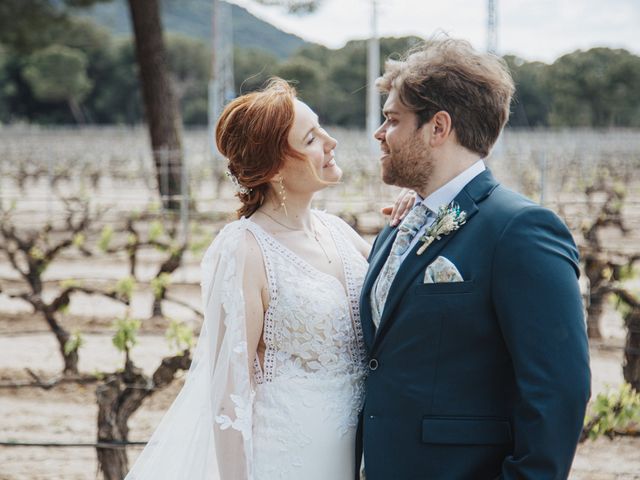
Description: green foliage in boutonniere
417,203,467,255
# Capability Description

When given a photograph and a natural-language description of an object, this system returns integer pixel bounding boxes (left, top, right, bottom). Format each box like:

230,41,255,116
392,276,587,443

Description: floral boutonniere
417,203,467,255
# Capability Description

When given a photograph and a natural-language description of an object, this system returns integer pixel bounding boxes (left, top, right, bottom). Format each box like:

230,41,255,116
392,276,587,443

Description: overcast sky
230,0,640,63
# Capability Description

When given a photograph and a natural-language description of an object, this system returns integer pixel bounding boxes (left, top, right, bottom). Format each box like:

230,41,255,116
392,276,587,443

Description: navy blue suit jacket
358,170,591,480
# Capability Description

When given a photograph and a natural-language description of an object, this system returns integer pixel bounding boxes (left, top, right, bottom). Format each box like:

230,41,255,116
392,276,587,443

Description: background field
0,126,639,479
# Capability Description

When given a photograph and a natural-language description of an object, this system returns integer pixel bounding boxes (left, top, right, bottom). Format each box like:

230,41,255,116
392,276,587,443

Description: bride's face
278,99,340,194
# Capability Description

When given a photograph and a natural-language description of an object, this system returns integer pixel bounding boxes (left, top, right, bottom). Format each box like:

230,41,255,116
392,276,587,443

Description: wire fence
1,126,638,197
2,126,640,238
0,441,146,449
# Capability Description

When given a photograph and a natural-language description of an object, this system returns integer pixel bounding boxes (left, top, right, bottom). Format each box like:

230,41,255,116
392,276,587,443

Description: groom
358,38,591,479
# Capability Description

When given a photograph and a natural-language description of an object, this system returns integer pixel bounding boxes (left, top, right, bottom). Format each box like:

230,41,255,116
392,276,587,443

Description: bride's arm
215,231,267,480
242,232,268,374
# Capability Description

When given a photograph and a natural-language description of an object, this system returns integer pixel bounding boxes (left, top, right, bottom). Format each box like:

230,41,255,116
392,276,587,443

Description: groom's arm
491,206,591,480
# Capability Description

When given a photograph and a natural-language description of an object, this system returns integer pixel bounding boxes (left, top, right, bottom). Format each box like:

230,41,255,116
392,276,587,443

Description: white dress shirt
399,160,486,262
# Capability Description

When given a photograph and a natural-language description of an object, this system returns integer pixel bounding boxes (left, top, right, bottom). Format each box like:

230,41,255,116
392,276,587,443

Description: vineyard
0,126,639,479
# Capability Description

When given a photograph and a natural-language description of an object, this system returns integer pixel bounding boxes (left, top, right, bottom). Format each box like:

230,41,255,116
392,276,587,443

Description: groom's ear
426,110,452,148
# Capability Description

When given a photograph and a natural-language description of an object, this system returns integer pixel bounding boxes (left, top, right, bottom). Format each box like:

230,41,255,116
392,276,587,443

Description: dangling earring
278,176,288,217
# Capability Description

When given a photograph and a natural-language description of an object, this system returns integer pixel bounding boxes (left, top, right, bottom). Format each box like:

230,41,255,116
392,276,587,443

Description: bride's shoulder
201,217,261,263
221,218,265,260
211,217,261,242
201,218,264,275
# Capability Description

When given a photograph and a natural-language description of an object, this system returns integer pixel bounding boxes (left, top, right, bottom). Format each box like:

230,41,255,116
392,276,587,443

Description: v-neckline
247,211,349,296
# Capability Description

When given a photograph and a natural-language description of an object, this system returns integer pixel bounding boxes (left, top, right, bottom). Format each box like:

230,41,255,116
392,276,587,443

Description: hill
73,0,311,59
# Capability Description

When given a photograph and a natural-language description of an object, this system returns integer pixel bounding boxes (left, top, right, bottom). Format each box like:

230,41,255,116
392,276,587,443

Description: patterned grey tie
370,203,431,329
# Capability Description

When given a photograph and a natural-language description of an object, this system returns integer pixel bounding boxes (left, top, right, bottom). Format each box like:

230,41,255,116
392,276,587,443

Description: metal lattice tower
487,0,498,54
209,0,235,157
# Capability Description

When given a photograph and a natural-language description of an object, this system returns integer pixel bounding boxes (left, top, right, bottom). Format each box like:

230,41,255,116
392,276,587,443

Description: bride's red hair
216,78,305,218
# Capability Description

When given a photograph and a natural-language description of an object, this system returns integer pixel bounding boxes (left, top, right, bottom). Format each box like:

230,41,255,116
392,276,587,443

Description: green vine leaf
112,317,141,353
149,220,164,242
151,272,171,300
64,330,84,355
584,383,640,440
72,233,85,248
98,225,113,252
114,275,136,302
165,319,194,354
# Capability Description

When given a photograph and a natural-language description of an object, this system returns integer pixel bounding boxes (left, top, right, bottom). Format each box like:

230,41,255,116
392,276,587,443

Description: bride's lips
323,157,336,168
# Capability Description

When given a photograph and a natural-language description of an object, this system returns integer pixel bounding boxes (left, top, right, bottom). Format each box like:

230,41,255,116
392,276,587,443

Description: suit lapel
360,225,398,349
371,169,499,350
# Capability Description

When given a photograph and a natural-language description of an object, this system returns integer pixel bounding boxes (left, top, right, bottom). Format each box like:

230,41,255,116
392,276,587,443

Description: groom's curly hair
377,37,514,158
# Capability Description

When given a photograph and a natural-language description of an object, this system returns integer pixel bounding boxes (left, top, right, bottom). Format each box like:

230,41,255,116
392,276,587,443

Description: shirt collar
416,160,486,214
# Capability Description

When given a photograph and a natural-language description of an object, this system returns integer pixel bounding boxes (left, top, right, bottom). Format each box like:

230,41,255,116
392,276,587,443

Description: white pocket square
423,256,464,283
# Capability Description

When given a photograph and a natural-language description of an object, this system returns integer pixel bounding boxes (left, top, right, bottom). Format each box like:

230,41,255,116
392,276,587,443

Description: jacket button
369,358,379,371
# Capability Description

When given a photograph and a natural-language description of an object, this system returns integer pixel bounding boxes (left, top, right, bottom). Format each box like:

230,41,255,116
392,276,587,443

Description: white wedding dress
125,211,367,480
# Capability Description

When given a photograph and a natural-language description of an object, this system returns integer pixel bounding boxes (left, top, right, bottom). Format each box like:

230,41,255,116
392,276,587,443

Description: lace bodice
245,211,368,386
241,211,369,479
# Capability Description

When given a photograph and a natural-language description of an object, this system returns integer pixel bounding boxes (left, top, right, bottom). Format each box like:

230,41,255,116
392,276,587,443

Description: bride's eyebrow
302,126,315,141
301,115,320,142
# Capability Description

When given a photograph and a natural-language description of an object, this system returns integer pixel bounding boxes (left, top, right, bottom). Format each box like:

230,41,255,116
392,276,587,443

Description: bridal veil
125,219,254,480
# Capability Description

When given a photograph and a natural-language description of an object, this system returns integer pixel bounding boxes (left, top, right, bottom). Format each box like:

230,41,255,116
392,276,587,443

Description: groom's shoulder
486,184,536,213
485,184,550,220
485,184,571,237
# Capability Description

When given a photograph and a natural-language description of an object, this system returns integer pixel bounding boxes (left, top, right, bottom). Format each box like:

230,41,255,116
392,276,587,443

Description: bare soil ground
0,305,637,480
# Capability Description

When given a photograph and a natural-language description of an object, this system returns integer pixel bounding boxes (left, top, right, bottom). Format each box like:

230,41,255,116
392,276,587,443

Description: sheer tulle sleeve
125,219,255,480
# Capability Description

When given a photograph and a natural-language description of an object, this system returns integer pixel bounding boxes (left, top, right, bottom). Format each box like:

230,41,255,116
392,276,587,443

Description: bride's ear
264,174,287,209
268,174,283,190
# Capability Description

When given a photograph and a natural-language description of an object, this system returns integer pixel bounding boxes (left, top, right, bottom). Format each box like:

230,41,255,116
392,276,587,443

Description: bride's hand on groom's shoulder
381,188,417,227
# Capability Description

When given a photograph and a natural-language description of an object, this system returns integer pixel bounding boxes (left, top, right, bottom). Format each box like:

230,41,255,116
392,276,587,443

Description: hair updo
215,77,304,218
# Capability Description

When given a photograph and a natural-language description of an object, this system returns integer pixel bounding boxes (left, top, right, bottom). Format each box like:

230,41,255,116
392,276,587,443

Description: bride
125,78,411,480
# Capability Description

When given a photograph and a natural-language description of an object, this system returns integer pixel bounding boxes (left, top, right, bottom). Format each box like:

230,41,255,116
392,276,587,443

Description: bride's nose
326,135,338,151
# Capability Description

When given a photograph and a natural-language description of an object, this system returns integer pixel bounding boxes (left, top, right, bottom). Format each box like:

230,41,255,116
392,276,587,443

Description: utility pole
487,0,498,54
366,0,380,156
487,0,504,160
209,0,235,158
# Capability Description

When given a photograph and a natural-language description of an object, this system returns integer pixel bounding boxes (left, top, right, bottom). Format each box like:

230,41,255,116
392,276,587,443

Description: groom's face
374,87,434,191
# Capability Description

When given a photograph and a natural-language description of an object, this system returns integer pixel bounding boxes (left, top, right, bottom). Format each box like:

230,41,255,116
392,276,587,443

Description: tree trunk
586,296,604,340
96,375,134,480
67,97,85,124
96,363,149,480
43,309,78,375
95,355,192,479
150,246,186,319
152,294,163,318
584,257,605,339
624,308,640,392
127,0,184,211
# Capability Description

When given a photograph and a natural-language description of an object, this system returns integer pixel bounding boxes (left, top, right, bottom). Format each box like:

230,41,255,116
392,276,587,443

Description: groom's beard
382,134,434,192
